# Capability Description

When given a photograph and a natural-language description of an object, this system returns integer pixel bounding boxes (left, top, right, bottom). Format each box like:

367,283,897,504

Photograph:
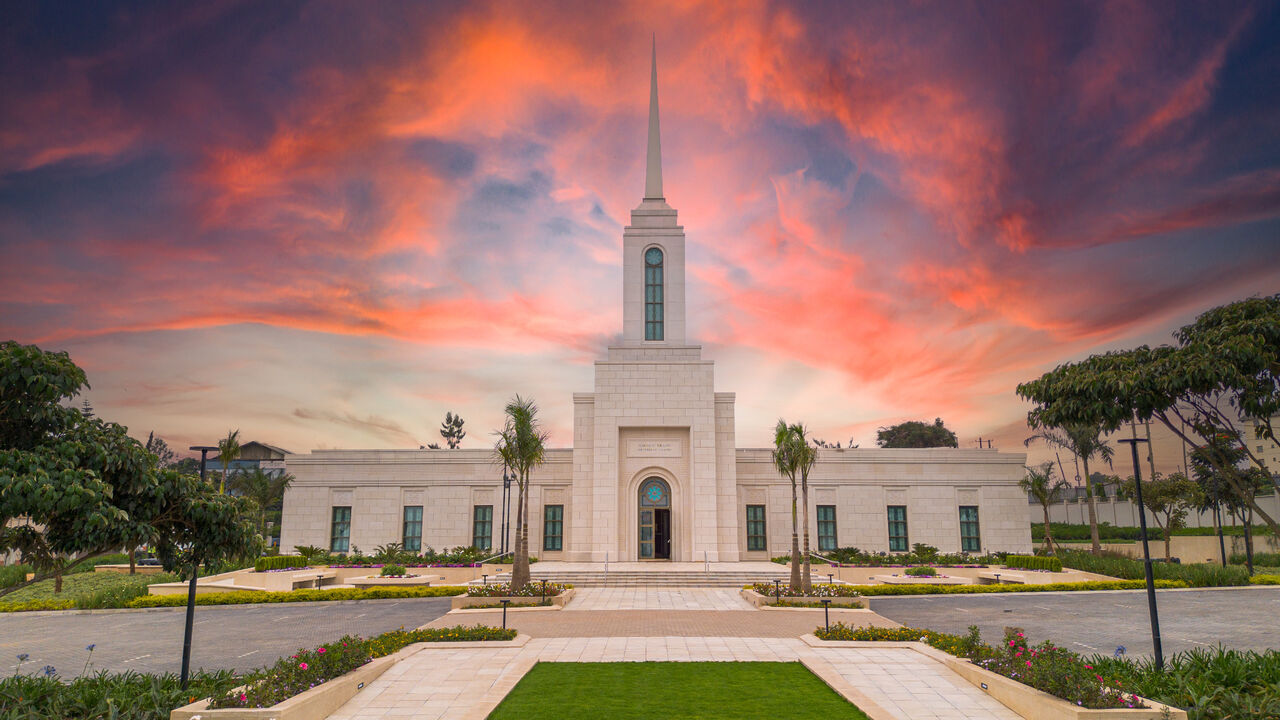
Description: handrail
477,550,513,565
808,551,837,565
704,550,709,573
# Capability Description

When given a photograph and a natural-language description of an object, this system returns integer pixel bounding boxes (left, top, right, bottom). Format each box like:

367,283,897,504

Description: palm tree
1025,424,1113,554
217,429,241,494
790,422,818,594
772,419,801,589
228,468,294,538
494,395,547,591
1020,462,1070,554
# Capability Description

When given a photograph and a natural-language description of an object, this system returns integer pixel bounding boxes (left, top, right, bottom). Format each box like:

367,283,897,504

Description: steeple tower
622,38,685,346
645,36,663,200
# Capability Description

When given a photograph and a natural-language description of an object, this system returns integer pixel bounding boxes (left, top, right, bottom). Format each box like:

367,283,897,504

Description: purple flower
42,665,56,676
16,653,28,662
85,644,95,652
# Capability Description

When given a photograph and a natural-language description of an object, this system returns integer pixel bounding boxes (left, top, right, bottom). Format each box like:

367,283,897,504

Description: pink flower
239,693,247,702
1015,651,1022,657
1025,660,1031,667
1017,633,1024,638
1084,664,1092,669
318,648,326,654
1009,640,1016,647
299,662,309,670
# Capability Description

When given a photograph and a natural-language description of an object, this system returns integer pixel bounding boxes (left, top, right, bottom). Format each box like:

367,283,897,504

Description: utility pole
1120,425,1164,669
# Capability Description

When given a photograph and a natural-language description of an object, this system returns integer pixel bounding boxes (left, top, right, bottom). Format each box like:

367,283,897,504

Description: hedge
853,579,1186,596
1252,574,1280,585
0,598,76,612
1004,554,1062,572
254,555,308,572
126,585,468,608
1058,550,1251,587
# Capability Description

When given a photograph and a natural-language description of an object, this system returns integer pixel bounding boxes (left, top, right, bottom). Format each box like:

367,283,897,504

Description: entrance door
654,508,671,559
638,477,672,560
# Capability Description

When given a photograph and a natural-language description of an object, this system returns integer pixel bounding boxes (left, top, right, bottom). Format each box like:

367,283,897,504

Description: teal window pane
473,505,493,550
402,505,423,551
330,506,351,552
959,506,981,552
887,506,908,552
746,505,766,551
543,504,563,551
644,247,664,341
817,505,837,552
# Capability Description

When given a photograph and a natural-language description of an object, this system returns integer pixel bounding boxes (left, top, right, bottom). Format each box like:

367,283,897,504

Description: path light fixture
822,599,831,632
482,573,488,586
501,468,513,555
773,579,782,604
541,579,548,605
827,573,834,586
1118,434,1164,670
180,445,217,691
501,599,510,629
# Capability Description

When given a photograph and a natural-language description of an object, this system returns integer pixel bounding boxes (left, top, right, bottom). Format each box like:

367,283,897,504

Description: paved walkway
329,636,1020,720
434,607,897,637
564,587,754,611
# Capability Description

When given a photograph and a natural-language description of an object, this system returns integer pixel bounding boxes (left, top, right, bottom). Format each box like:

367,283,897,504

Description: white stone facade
278,48,1033,560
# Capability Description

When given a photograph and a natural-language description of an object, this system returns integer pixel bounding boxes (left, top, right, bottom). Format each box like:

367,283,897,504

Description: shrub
0,598,76,612
851,580,1186,597
466,582,571,597
0,564,32,589
1088,645,1280,720
816,624,1145,710
1004,555,1062,572
255,555,308,572
75,572,178,609
0,669,239,719
1230,551,1280,566
379,564,407,577
209,625,514,709
126,585,468,608
1252,574,1280,585
904,566,938,577
749,583,862,597
1059,550,1250,587
771,599,864,609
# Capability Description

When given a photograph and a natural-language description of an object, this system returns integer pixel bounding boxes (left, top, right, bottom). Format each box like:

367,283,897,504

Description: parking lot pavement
868,586,1280,658
0,596,454,676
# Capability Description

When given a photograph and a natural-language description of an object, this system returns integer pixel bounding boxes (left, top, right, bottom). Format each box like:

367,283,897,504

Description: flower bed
815,624,1150,711
207,625,516,710
466,582,571,597
126,585,467,608
749,583,863,597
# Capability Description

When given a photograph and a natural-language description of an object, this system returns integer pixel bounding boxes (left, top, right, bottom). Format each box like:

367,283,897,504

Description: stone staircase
474,567,830,588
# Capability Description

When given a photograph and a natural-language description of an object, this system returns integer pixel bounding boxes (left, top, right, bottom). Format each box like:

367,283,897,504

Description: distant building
209,441,291,477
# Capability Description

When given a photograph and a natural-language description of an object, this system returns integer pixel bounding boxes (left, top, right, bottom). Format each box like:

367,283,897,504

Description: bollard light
483,573,488,586
773,579,782,605
501,599,510,629
827,573,834,586
822,599,831,632
541,579,548,605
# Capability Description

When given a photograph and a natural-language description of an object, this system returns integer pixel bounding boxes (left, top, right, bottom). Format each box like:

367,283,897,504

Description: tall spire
644,35,663,200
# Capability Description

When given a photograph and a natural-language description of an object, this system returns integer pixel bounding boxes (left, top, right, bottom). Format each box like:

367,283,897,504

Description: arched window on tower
644,247,664,341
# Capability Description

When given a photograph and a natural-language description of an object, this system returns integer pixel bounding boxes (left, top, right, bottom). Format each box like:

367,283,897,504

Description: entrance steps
472,566,830,588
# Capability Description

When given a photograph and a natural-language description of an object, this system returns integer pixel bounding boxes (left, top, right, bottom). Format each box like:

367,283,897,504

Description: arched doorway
638,477,671,560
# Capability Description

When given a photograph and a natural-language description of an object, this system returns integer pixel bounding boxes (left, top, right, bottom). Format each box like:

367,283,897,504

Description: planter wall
738,589,864,609
451,588,574,610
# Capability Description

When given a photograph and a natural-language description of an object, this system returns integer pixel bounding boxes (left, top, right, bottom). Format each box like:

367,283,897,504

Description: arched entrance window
638,477,671,560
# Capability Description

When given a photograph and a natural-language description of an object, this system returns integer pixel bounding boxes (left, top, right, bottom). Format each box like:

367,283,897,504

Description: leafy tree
790,423,819,593
227,468,294,539
494,396,547,591
876,418,958,448
1024,424,1114,554
1017,294,1280,539
439,411,466,449
772,419,802,589
217,429,241,494
1118,472,1200,561
144,431,177,468
171,457,199,475
0,342,261,598
1019,463,1069,554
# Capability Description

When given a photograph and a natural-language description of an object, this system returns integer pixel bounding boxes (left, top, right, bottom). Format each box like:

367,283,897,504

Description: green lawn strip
487,662,868,720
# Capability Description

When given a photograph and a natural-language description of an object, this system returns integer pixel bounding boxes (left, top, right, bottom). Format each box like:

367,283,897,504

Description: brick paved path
329,636,1019,720
563,587,754,611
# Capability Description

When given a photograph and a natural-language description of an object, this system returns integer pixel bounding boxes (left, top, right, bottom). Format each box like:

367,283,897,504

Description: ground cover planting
207,625,514,709
1058,550,1251,587
486,662,869,719
0,669,240,720
127,585,468,608
0,571,179,611
1002,554,1063,572
815,623,1280,719
751,579,1185,598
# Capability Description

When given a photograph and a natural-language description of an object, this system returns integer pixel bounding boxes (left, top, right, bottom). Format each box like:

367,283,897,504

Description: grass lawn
487,662,868,719
0,571,176,605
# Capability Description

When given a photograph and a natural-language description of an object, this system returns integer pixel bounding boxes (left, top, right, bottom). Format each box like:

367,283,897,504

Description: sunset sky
2,1,1278,473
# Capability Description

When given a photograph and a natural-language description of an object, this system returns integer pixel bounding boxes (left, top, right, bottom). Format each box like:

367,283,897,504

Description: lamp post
181,445,217,690
501,468,512,555
1118,435,1164,670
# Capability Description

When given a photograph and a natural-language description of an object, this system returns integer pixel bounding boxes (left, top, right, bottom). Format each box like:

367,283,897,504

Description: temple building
278,47,1032,562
